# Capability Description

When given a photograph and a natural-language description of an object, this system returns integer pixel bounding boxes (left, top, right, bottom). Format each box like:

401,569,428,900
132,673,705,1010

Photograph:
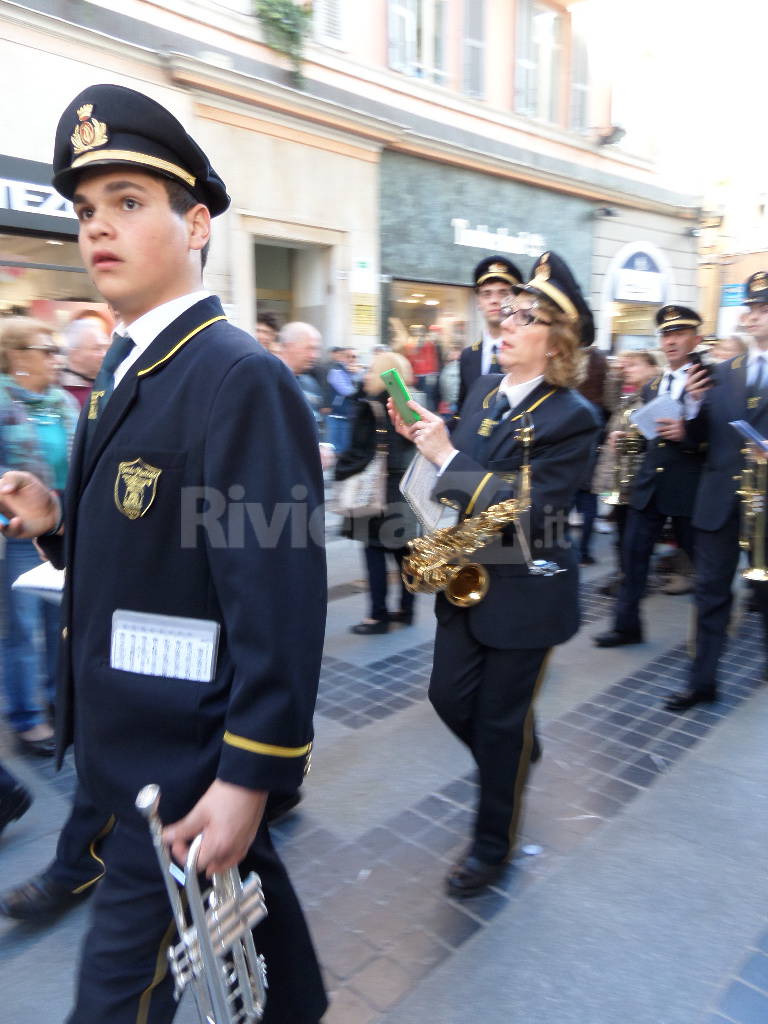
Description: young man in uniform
457,256,522,409
0,84,327,1023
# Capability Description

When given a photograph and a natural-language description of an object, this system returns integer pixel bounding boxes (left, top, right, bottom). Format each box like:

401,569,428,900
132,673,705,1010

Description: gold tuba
402,415,562,607
737,446,768,581
603,403,644,506
136,784,268,1024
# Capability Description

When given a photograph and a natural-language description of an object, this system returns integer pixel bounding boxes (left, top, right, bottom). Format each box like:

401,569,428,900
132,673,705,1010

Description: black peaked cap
516,251,594,347
52,84,230,217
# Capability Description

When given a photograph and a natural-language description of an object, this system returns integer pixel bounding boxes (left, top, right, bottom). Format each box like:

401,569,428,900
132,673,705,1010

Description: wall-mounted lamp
593,207,618,218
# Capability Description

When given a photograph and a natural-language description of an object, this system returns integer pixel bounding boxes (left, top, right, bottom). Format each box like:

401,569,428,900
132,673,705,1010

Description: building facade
0,0,700,354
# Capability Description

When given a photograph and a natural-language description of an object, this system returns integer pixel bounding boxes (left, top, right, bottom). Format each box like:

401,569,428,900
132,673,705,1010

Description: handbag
335,401,388,518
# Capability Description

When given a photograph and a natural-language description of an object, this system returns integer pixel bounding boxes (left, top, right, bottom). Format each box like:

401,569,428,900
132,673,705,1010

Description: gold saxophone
737,446,768,581
603,403,644,506
402,415,562,607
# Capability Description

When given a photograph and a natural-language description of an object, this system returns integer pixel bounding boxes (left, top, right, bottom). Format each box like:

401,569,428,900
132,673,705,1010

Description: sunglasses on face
499,304,552,328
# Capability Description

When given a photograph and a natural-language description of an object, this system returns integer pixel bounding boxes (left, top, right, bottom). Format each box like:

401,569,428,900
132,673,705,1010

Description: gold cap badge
489,262,509,275
536,253,551,282
71,103,109,155
665,307,679,320
753,272,768,292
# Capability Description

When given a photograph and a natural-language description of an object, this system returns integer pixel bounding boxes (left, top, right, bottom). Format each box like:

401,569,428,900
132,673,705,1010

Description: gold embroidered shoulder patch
114,458,162,520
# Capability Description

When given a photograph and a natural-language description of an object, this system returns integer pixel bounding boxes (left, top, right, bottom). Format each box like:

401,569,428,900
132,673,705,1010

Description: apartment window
515,0,564,124
462,0,485,99
314,0,347,49
569,10,590,132
388,0,448,85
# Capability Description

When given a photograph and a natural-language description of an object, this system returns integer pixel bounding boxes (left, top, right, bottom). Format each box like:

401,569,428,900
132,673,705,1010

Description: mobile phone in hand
688,350,716,385
380,368,421,425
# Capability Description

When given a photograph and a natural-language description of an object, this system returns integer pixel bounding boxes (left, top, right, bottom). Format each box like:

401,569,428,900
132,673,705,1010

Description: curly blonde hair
539,301,586,389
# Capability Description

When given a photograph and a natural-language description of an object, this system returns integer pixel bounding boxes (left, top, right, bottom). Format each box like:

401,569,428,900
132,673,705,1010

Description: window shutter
315,0,346,48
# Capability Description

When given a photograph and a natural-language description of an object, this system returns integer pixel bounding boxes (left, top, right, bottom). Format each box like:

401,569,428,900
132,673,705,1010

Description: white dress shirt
747,349,768,387
113,290,211,387
659,363,691,402
438,373,545,474
480,327,502,375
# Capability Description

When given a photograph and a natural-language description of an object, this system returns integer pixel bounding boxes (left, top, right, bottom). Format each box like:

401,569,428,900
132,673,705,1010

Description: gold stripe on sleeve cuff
465,473,493,516
223,731,312,758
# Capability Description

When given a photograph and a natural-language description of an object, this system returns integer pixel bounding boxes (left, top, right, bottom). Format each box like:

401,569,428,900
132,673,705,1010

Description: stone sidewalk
1,532,767,1024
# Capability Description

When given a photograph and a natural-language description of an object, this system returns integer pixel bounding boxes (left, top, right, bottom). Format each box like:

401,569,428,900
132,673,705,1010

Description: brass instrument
737,446,768,581
402,415,562,607
603,404,644,507
136,785,268,1024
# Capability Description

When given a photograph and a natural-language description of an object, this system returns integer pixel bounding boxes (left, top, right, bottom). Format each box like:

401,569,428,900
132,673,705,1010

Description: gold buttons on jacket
656,467,664,473
62,626,68,639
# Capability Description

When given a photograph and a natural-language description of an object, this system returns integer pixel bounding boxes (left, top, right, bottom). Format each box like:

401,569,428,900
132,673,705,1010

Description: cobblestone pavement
1,534,768,1024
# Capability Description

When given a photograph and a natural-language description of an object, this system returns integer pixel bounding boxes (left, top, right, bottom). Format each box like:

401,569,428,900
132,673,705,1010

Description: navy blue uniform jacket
687,352,768,531
457,341,482,410
432,374,601,650
45,296,326,823
629,374,704,517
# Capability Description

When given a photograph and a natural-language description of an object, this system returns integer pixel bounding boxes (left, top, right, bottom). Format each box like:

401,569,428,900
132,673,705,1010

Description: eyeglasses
499,304,552,328
24,345,59,355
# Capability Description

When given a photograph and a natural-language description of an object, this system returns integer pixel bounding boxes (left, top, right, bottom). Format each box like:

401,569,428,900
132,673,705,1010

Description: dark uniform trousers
47,783,115,892
430,615,548,864
613,497,695,635
67,810,325,1024
689,510,768,694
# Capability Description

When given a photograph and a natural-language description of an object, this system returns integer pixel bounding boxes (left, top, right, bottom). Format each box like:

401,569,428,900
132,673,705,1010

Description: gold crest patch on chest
114,458,162,520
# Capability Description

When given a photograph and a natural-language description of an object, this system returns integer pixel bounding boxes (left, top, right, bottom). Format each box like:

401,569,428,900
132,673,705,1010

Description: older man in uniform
594,304,705,647
457,256,522,409
665,273,768,711
0,85,326,1023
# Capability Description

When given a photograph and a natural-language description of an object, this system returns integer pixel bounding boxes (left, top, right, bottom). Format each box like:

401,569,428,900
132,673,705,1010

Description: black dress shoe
0,784,32,837
663,689,717,713
593,629,643,648
445,856,504,899
0,873,88,920
389,611,413,625
15,733,55,758
350,620,389,635
265,791,302,824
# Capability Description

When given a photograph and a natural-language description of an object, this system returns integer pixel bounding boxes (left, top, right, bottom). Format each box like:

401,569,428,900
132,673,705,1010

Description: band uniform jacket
629,375,705,518
43,296,326,824
457,341,483,410
433,374,601,650
687,352,768,532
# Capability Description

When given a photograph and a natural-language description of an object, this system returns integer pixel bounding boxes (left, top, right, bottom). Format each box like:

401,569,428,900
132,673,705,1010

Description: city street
1,529,767,1024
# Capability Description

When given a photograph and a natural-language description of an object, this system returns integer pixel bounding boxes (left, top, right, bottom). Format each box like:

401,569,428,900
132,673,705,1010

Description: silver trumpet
136,784,268,1024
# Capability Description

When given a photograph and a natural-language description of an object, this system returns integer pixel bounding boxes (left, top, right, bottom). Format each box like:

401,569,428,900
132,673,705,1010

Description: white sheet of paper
630,394,682,440
399,453,457,533
12,561,65,604
110,609,220,683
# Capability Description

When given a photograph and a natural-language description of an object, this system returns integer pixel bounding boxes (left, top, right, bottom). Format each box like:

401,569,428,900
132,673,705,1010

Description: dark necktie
488,343,501,375
85,333,135,443
753,355,766,392
474,391,510,461
662,372,672,394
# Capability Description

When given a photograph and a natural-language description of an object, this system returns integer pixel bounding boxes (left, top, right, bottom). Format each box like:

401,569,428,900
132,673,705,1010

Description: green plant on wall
254,0,313,86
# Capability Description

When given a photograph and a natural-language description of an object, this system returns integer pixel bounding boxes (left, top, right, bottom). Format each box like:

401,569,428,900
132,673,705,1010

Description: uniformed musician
390,252,600,898
594,305,705,648
0,85,327,1023
665,272,768,711
457,256,523,409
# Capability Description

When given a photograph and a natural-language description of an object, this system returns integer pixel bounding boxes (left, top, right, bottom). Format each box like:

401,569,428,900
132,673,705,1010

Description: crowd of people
0,80,766,1024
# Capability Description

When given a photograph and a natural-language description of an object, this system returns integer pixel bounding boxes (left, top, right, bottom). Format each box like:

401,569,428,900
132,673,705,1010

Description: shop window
314,0,347,49
515,0,564,125
462,0,484,99
388,0,448,85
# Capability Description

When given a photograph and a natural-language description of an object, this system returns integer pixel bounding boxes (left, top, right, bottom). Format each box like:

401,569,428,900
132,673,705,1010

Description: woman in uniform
390,252,601,897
